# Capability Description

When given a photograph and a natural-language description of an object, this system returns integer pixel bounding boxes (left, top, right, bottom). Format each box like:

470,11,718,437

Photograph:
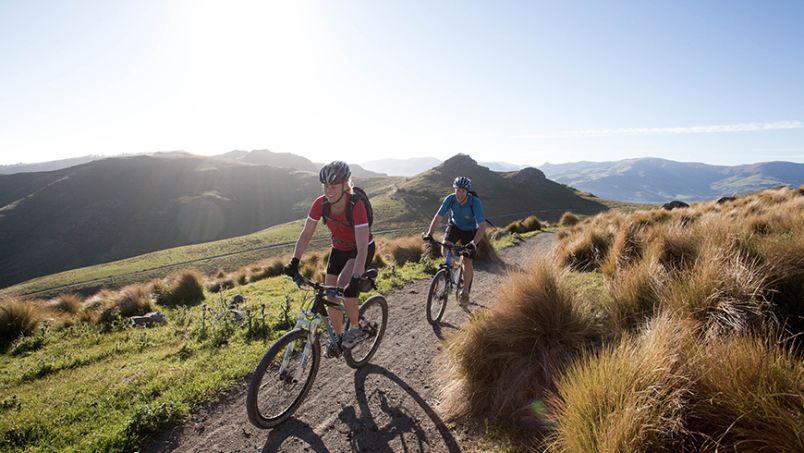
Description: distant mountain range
0,155,105,174
540,158,804,203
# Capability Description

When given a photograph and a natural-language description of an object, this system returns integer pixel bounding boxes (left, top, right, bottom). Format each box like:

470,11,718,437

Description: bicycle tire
343,295,388,368
426,268,450,324
246,328,321,429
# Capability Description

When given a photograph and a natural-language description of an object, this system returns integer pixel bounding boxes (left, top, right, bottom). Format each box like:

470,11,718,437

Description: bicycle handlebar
423,237,472,255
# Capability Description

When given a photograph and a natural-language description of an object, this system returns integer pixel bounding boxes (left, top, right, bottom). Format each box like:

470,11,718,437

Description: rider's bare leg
324,273,345,336
462,256,474,297
336,259,361,331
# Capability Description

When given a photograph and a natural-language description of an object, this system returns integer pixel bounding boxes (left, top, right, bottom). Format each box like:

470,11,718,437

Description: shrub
0,298,41,351
440,260,602,425
559,212,580,227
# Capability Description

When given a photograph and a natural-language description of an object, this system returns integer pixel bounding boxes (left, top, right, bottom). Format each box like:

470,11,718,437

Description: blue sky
1,0,803,166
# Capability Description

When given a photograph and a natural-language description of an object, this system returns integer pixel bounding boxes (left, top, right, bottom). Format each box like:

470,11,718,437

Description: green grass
0,256,443,452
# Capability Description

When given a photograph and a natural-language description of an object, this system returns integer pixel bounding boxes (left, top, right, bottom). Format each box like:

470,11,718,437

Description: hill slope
392,154,608,224
0,153,395,288
541,157,804,202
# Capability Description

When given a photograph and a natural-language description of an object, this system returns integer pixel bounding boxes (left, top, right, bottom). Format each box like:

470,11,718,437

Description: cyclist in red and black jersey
283,161,375,356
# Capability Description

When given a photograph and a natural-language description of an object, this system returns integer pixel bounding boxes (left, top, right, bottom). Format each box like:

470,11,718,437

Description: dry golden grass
665,248,775,340
605,261,666,333
505,215,543,234
559,212,580,227
98,284,154,324
600,221,646,276
685,336,804,452
440,260,602,425
53,293,83,314
557,228,612,272
548,314,695,452
383,236,425,266
646,225,700,273
1,298,42,350
153,270,205,307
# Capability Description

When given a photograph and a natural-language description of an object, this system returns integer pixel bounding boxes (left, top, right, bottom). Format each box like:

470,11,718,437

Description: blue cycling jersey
437,194,485,231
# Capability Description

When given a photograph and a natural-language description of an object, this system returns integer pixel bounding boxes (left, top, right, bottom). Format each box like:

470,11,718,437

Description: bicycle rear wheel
246,328,320,429
344,295,388,368
426,268,450,324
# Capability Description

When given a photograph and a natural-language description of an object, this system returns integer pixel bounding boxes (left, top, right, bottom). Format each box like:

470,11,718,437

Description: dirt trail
149,234,556,453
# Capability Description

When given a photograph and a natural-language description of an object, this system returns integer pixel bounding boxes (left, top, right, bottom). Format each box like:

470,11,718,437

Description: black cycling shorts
326,241,376,276
445,224,477,258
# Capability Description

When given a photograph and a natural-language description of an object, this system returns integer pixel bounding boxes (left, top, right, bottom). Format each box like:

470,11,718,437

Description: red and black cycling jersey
308,195,374,251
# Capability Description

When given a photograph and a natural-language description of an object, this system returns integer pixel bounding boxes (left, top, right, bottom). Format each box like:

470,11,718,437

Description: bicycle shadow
431,320,458,340
261,417,330,453
340,364,462,453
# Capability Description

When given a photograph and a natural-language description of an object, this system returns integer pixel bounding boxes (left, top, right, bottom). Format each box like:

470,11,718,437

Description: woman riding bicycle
283,161,375,356
423,176,487,306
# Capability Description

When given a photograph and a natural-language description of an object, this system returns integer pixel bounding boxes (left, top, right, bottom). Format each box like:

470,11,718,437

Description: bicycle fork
278,314,321,383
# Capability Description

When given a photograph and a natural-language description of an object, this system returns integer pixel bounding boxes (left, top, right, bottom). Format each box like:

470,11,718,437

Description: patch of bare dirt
148,234,556,453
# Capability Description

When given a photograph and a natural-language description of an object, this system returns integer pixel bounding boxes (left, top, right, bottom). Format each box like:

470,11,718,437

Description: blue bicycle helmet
452,176,472,189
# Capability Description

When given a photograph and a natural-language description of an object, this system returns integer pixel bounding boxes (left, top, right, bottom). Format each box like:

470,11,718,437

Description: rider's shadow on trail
261,418,330,453
339,364,462,453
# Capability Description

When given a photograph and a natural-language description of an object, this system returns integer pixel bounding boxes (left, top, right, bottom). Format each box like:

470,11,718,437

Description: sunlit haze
2,0,803,166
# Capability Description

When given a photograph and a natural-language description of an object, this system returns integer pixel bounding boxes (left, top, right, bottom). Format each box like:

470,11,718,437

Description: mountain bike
246,269,388,429
424,238,471,324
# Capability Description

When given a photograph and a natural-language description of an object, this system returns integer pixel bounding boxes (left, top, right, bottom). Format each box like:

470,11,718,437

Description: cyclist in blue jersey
423,176,487,306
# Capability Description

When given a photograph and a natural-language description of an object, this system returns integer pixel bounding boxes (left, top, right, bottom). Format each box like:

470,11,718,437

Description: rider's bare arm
352,225,370,277
292,217,318,259
426,213,443,238
471,222,487,246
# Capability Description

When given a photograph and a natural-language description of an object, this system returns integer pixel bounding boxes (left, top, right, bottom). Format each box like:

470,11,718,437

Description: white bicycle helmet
319,161,351,185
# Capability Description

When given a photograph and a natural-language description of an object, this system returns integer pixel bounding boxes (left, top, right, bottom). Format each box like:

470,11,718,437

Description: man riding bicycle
284,161,374,357
423,176,487,306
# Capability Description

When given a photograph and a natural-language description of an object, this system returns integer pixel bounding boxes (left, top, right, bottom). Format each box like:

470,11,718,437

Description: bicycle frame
280,278,346,382
429,239,467,287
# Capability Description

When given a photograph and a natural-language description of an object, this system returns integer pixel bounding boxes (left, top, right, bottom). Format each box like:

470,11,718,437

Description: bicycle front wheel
426,268,450,324
344,295,388,368
246,328,320,429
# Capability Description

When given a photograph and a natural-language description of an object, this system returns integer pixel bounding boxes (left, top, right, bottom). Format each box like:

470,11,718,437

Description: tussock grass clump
685,336,804,452
559,212,579,227
473,233,500,263
384,236,425,266
53,294,83,314
548,315,695,452
648,225,700,273
605,261,666,333
557,229,611,272
98,284,153,325
601,222,646,275
1,298,42,351
249,259,285,282
154,270,205,307
505,215,543,234
441,260,602,425
666,249,775,339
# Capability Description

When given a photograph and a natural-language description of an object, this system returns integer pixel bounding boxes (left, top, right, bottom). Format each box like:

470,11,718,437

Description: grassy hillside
441,185,804,451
